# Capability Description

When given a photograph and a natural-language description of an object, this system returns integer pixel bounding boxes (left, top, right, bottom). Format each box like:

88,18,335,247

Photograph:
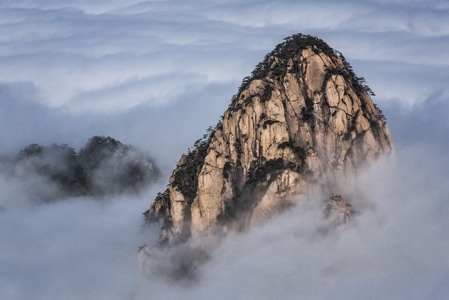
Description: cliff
144,34,393,245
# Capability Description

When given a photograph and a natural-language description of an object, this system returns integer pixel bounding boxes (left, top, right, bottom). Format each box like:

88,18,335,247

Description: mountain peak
145,33,393,245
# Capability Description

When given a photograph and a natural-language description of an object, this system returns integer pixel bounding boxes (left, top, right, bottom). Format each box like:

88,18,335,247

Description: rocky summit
144,34,393,245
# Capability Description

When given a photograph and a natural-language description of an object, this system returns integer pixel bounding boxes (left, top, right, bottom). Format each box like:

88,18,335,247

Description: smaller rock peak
324,195,353,227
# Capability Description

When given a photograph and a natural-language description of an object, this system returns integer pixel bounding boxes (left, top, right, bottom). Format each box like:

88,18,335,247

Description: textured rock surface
145,34,393,245
324,195,354,228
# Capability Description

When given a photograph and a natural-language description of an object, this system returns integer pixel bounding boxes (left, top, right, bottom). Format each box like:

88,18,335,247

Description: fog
2,150,448,299
1,0,448,299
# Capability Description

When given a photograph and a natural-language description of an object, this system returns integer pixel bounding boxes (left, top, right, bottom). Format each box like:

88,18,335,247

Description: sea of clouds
1,0,448,299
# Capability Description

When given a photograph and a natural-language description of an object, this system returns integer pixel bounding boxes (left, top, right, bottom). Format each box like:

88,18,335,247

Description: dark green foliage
301,107,314,122
172,143,208,202
17,144,43,158
322,67,345,90
261,84,274,102
9,136,159,201
247,158,285,183
323,66,375,101
262,158,285,173
231,103,243,112
47,144,89,195
171,123,222,202
216,200,236,224
370,119,382,137
15,143,89,197
356,77,376,97
301,96,315,122
262,119,280,129
144,190,171,224
167,118,235,203
78,136,123,172
233,33,376,119
223,161,233,180
78,136,159,195
216,116,224,130
343,117,357,141
234,139,242,156
288,62,301,74
245,141,308,184
272,63,285,79
323,51,376,107
236,33,337,97
305,97,314,111
277,141,307,162
239,76,252,95
373,103,385,120
120,163,145,188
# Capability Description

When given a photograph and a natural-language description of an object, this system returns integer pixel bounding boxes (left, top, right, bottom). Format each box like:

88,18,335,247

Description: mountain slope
145,34,393,245
2,136,160,203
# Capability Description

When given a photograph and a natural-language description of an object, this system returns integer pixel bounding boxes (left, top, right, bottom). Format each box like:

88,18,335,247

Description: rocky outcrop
324,195,354,228
145,34,393,245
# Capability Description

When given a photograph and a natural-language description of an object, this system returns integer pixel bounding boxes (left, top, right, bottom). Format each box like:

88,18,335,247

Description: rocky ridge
145,34,393,245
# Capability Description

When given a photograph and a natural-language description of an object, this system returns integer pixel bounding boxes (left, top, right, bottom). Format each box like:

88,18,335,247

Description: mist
1,0,448,299
2,145,448,299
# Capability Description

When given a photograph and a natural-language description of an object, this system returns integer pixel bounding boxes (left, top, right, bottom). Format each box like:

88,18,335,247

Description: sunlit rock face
145,34,393,245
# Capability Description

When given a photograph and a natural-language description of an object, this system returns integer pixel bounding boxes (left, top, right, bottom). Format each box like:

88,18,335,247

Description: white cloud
0,194,156,300
1,0,447,112
2,150,448,299
198,1,364,29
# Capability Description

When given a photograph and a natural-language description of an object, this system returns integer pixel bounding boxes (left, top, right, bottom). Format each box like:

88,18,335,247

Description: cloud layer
0,0,448,299
2,151,448,299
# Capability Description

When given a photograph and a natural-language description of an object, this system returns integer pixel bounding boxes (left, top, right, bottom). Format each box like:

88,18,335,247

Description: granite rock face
145,34,393,245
